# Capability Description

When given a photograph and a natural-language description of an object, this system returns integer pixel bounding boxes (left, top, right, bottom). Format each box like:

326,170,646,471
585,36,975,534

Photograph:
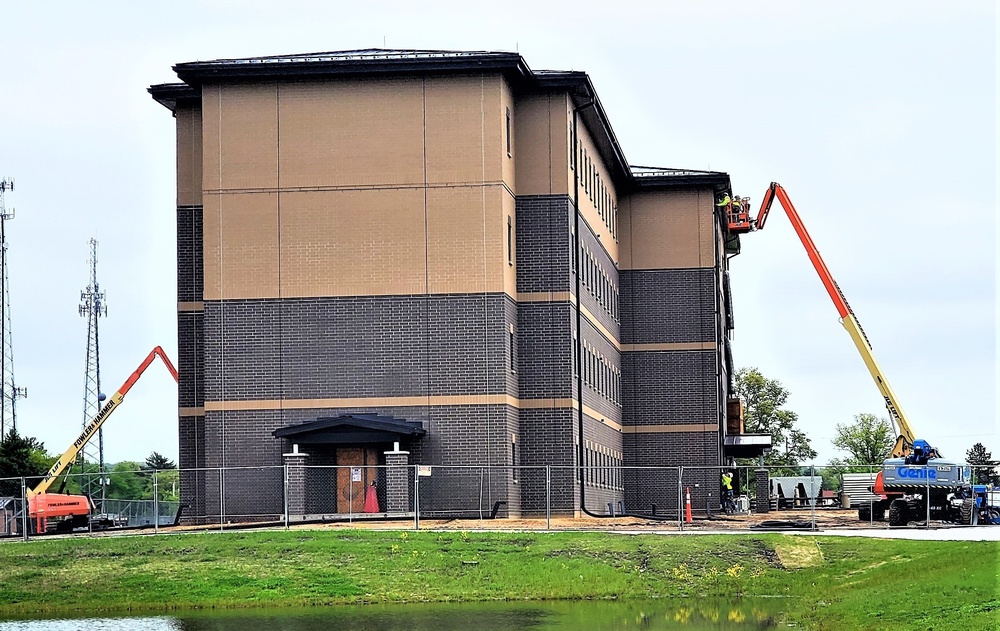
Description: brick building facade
150,49,760,519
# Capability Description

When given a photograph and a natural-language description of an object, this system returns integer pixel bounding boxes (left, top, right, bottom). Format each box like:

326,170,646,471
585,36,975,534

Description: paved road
807,526,1000,541
656,526,1000,541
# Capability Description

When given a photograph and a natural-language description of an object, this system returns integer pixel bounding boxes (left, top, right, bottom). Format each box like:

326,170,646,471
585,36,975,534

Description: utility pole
0,178,26,437
79,238,108,502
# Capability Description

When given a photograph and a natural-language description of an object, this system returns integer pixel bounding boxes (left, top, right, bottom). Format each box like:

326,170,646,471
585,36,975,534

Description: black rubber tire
959,498,977,526
888,499,909,527
873,507,886,522
858,504,872,522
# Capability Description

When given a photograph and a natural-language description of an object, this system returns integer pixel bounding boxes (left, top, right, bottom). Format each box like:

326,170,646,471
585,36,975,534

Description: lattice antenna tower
0,178,26,438
79,238,108,499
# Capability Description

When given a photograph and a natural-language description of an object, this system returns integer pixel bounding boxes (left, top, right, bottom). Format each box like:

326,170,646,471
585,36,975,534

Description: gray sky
0,1,994,466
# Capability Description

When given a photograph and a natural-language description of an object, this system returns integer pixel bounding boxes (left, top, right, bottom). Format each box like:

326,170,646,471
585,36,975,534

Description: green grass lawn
0,529,996,630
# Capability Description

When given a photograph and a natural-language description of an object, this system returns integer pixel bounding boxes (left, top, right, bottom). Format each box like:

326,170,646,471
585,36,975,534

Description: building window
572,332,578,377
509,325,516,373
511,435,519,481
570,126,577,170
505,107,512,158
570,228,576,271
507,215,513,266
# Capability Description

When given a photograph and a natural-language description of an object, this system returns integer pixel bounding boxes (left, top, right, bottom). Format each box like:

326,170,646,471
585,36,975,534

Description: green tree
144,451,176,470
965,443,999,486
153,469,180,502
106,461,149,500
832,413,894,466
0,429,50,495
734,367,817,471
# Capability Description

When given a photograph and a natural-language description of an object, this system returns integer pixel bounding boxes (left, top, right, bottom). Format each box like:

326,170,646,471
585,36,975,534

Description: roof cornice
149,49,731,193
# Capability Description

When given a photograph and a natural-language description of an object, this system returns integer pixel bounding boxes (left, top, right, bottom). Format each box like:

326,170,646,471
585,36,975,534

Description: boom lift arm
752,182,917,458
28,346,179,498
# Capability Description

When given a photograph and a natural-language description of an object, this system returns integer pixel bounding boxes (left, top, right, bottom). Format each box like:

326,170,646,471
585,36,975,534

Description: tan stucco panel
425,185,509,295
176,104,203,206
424,75,503,185
619,189,716,270
279,188,427,298
514,94,570,196
202,83,278,192
276,79,425,188
203,192,279,300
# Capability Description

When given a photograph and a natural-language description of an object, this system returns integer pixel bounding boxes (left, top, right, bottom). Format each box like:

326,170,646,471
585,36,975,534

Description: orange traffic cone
363,482,380,513
685,487,693,523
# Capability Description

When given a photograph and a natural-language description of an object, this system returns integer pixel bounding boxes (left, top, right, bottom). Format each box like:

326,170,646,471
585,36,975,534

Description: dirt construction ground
293,508,924,533
289,508,998,540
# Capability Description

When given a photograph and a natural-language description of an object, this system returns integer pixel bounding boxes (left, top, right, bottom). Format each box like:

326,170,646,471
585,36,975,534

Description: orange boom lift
26,346,178,532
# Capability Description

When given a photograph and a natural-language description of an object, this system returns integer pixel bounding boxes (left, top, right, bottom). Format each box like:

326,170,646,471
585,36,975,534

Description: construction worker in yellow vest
722,470,735,514
716,193,732,210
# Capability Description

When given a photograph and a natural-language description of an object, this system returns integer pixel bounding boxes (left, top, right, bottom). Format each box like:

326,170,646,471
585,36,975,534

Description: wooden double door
335,447,380,514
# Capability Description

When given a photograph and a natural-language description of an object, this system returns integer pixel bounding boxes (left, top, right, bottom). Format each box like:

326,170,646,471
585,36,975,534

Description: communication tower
0,178,26,438
79,238,108,499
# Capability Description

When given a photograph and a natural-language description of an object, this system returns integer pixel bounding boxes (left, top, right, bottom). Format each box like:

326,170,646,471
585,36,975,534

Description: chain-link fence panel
296,465,386,521
415,465,519,521
219,466,285,524
0,476,25,538
620,466,680,520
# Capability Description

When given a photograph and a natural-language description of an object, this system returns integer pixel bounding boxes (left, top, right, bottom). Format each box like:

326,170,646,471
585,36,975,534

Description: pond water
0,599,784,630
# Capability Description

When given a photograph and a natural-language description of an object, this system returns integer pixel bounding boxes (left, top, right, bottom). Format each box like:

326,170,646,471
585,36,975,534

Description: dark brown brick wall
515,195,573,294
620,269,716,344
202,294,512,401
622,350,718,427
177,205,203,303
177,312,203,408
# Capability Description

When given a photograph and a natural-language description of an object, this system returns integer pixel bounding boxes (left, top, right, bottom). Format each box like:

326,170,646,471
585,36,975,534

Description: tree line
0,428,178,501
734,367,998,487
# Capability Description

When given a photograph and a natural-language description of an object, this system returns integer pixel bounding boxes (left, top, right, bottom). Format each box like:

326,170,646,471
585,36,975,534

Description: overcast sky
0,1,994,467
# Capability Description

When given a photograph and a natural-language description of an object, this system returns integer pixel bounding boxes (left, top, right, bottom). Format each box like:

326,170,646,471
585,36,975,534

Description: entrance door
336,447,379,513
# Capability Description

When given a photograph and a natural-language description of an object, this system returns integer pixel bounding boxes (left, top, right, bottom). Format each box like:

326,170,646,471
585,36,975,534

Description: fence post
219,468,225,531
925,464,931,529
479,467,485,520
283,463,290,530
20,477,28,542
545,465,551,531
810,465,816,531
677,466,684,531
413,465,420,531
153,471,160,535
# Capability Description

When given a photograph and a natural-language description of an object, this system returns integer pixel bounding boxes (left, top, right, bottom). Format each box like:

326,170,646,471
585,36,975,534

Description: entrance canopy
723,434,772,458
272,414,426,445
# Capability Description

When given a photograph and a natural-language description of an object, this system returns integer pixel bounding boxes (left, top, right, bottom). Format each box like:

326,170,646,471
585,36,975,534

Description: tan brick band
516,292,572,303
196,396,622,431
622,424,719,433
178,302,205,312
621,342,717,352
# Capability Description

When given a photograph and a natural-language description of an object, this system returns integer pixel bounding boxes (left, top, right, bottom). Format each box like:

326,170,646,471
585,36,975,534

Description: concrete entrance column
384,442,411,514
283,444,309,520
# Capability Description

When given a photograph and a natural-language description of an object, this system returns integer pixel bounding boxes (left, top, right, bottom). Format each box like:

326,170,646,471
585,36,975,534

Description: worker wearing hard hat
716,193,732,208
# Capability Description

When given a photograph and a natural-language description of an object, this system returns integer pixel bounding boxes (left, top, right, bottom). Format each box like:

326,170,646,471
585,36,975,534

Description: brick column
384,443,411,514
283,446,309,520
754,468,770,514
